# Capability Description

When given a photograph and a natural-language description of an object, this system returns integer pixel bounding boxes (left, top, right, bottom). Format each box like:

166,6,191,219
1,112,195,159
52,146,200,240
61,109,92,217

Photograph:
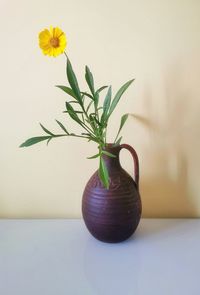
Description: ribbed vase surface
82,144,142,243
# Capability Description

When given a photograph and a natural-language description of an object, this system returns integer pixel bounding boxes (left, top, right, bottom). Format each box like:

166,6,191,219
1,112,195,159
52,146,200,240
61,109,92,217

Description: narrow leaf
93,116,101,126
103,86,112,114
66,58,82,105
102,150,116,158
63,110,83,114
86,100,93,113
65,102,83,126
39,123,54,136
95,86,108,95
68,100,79,104
85,66,95,96
81,113,85,123
101,86,112,124
20,136,51,147
114,113,129,143
47,138,52,145
81,94,85,104
55,120,69,134
87,136,99,144
56,85,76,99
87,153,100,159
115,136,122,146
99,157,109,189
109,79,134,117
81,92,94,100
94,92,99,107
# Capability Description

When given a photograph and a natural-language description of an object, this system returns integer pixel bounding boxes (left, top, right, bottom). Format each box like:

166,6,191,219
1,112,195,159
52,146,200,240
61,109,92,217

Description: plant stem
104,127,107,145
55,133,97,142
63,51,103,146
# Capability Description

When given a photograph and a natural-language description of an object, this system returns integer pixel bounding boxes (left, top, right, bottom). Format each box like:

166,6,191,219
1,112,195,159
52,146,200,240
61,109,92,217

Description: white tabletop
0,219,199,295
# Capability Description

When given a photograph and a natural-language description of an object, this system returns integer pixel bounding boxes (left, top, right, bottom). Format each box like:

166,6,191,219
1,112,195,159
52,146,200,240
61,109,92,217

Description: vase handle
120,144,139,188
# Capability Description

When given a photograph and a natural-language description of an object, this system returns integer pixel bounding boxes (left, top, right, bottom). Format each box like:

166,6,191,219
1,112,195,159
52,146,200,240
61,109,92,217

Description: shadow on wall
140,146,194,218
132,63,200,217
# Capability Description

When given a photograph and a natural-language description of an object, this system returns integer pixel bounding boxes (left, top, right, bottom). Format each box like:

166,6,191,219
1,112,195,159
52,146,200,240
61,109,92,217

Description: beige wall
1,0,200,218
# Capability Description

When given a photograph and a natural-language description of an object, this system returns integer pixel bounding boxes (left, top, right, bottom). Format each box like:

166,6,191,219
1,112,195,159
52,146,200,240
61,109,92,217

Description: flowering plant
20,26,134,188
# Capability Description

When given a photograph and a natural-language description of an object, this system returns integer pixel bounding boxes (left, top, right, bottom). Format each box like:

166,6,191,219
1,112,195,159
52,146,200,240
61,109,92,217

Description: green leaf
65,102,83,126
87,136,100,144
99,157,109,189
89,113,101,127
95,86,108,95
66,58,83,105
81,94,85,104
109,79,134,117
101,86,112,124
19,136,51,147
55,120,69,134
63,110,83,114
47,137,52,145
103,86,112,114
102,150,116,158
87,153,100,159
81,92,94,100
88,114,97,129
39,123,54,136
85,66,95,96
68,100,79,104
114,113,129,143
115,136,122,146
94,92,99,108
81,113,85,123
80,133,100,144
56,85,76,99
86,100,93,113
93,116,101,126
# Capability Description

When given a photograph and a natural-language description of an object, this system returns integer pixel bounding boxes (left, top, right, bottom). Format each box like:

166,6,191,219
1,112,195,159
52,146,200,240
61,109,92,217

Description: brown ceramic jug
82,143,142,243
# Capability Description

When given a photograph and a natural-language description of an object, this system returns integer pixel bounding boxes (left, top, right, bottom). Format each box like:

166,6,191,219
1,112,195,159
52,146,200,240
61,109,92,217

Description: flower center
50,37,59,48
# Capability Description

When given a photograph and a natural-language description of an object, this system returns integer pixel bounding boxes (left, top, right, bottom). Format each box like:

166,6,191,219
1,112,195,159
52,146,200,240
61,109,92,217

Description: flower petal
38,26,67,57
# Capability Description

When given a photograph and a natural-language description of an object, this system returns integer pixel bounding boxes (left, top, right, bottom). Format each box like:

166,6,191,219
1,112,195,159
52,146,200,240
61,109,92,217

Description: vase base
84,219,141,243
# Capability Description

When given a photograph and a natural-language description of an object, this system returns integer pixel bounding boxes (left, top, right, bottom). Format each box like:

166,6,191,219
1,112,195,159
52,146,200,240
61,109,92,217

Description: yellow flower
38,26,67,57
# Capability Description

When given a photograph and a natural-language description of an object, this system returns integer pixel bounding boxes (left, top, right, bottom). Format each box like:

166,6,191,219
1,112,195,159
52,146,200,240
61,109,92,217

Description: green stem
104,127,107,145
63,51,102,145
63,53,96,138
81,106,99,137
81,113,98,137
54,133,98,143
81,121,95,136
94,104,100,123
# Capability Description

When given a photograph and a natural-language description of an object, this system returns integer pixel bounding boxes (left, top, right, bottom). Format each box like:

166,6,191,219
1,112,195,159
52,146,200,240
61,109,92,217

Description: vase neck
102,144,121,172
